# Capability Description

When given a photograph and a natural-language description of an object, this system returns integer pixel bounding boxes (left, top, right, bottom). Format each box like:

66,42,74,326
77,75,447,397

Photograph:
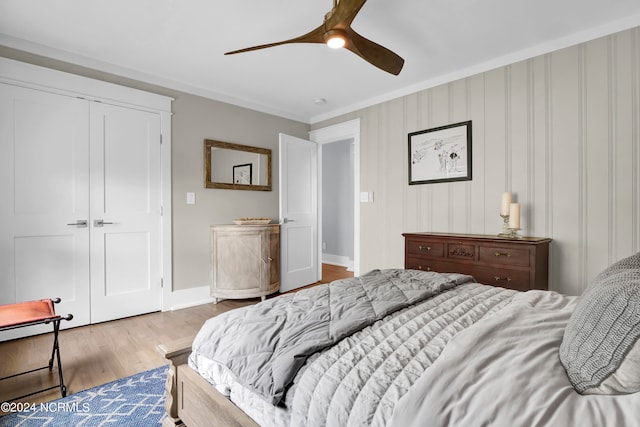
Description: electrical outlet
186,192,196,205
322,242,327,250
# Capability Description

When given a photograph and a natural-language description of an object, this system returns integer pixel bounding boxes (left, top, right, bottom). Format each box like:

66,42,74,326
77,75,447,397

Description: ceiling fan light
325,30,346,49
327,36,345,49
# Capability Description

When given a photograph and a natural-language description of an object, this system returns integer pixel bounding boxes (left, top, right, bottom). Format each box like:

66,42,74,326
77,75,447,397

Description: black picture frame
233,163,252,185
408,120,472,185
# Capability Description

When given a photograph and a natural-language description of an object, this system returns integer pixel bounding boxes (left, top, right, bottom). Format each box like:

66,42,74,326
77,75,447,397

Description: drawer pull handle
419,245,432,252
495,251,511,257
418,266,432,271
494,276,512,282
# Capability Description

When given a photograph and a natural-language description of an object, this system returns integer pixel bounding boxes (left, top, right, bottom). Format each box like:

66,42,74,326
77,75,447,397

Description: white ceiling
1,0,640,124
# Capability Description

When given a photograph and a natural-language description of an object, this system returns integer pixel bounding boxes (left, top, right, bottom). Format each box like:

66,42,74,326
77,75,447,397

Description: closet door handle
66,220,88,228
93,219,114,227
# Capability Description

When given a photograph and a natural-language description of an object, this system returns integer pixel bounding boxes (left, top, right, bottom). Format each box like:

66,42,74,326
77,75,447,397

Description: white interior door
279,133,318,292
0,83,90,339
89,103,162,323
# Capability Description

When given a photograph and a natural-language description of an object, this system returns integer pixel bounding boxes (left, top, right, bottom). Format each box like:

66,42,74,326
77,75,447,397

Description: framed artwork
233,163,252,185
408,120,472,185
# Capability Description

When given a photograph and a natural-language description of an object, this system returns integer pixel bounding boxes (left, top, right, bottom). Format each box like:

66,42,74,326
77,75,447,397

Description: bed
159,254,640,427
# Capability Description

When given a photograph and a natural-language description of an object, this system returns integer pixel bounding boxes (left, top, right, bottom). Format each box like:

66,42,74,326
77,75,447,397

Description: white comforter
389,290,640,427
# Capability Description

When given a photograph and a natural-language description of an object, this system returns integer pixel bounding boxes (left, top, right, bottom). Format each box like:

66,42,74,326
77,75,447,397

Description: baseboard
322,254,354,271
165,285,213,311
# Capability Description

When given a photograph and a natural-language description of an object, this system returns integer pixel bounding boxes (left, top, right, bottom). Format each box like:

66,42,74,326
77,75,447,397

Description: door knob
282,218,295,223
93,219,114,227
66,220,88,228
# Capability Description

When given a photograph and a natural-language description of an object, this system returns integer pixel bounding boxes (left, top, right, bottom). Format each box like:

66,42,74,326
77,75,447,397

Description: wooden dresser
403,232,551,291
211,224,280,303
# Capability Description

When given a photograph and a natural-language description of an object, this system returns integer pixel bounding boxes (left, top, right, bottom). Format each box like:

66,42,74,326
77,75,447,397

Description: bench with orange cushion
0,298,73,401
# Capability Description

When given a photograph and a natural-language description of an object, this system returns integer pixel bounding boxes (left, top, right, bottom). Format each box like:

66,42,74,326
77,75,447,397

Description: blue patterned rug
0,365,167,426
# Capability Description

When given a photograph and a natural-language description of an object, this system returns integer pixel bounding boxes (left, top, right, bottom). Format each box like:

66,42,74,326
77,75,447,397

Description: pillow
559,252,640,395
592,251,640,284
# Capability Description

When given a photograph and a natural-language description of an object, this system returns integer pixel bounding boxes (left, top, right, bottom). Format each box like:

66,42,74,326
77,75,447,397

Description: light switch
360,191,374,203
186,192,196,205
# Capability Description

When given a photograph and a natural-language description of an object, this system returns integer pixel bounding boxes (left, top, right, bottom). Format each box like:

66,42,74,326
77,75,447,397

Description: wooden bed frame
158,336,259,427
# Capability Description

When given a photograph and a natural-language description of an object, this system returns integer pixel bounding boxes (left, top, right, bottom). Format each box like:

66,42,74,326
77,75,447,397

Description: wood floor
0,264,353,409
319,263,354,284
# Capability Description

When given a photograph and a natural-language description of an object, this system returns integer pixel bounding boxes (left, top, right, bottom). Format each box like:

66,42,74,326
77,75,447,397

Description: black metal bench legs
0,298,73,401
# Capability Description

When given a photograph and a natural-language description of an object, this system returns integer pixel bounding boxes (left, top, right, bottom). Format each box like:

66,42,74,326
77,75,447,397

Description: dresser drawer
406,240,444,258
478,246,529,267
446,243,476,260
471,266,531,291
406,257,458,273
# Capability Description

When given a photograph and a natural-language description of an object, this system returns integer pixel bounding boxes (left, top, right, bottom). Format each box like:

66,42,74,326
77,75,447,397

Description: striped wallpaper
313,26,640,295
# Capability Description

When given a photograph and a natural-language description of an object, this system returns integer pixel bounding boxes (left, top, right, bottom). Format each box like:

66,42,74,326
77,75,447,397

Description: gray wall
170,96,308,291
313,26,640,296
0,47,310,292
5,25,640,297
322,140,354,262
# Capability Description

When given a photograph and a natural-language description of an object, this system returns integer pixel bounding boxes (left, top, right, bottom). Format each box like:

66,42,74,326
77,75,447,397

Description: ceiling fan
225,0,404,75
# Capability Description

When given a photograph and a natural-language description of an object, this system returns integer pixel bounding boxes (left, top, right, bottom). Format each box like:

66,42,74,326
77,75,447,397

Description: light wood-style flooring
0,264,353,408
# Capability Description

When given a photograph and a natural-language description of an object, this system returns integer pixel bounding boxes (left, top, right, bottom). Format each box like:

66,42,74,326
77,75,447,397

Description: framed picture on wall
408,120,472,185
233,163,252,185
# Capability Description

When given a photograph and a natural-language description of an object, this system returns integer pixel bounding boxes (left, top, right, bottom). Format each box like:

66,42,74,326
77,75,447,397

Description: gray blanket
190,269,473,405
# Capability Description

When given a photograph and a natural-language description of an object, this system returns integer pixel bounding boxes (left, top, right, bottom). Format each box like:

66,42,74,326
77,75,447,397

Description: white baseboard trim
165,285,213,311
322,254,354,271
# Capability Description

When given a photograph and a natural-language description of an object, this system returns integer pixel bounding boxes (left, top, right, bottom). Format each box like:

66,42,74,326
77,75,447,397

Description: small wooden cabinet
211,224,280,303
403,232,551,291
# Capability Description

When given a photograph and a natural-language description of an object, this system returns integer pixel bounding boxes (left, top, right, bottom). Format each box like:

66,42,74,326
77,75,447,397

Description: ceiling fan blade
344,29,404,75
225,26,326,55
325,0,368,28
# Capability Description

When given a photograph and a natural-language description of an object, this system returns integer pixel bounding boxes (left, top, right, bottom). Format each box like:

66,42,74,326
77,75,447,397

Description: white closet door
89,103,162,323
0,83,91,338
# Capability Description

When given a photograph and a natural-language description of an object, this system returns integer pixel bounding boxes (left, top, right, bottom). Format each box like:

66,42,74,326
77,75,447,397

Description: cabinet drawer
446,243,476,260
472,267,530,291
405,258,460,274
478,246,529,267
406,240,444,258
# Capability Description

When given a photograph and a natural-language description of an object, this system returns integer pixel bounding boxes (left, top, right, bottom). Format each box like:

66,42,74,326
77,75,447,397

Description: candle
501,192,512,216
508,203,520,229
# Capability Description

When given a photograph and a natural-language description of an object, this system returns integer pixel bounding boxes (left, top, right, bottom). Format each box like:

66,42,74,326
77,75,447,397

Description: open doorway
310,118,361,283
321,139,355,277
